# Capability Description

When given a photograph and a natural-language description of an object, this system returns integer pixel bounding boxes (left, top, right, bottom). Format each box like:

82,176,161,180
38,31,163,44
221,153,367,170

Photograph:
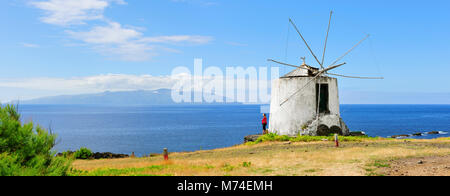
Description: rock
350,131,366,136
244,135,262,143
300,115,350,136
58,151,130,159
427,131,440,135
92,152,129,159
412,133,423,136
149,153,160,157
391,135,410,139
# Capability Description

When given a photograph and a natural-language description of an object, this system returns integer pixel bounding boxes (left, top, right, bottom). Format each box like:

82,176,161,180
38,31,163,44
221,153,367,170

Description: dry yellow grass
72,138,450,176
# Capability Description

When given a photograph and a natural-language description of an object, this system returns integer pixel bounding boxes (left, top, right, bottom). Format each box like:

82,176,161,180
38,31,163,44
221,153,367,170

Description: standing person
262,114,268,135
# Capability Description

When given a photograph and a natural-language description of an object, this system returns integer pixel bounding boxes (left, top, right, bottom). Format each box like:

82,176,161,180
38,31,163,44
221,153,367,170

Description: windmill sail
326,73,384,79
289,18,323,67
321,11,333,70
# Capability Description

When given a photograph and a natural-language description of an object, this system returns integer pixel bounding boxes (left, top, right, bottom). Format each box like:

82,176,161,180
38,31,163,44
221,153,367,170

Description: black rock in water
391,135,411,139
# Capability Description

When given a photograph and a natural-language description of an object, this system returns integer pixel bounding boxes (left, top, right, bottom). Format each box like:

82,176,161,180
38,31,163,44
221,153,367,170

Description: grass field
70,137,450,176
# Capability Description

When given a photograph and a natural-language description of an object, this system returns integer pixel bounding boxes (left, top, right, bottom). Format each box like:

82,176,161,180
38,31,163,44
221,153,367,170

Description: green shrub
61,150,74,159
242,162,252,168
74,147,93,159
69,166,170,176
249,133,381,144
222,163,235,172
0,104,71,176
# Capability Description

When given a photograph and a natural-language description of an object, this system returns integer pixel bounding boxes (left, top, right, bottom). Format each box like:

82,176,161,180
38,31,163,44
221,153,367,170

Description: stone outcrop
391,135,411,139
92,152,129,159
299,114,350,136
244,135,262,143
349,131,367,136
56,151,129,159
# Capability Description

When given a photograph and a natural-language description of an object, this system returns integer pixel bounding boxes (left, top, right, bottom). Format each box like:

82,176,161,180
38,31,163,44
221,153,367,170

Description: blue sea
18,104,450,156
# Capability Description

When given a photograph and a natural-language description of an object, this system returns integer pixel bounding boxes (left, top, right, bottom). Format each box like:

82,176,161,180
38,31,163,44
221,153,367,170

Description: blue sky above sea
0,0,449,104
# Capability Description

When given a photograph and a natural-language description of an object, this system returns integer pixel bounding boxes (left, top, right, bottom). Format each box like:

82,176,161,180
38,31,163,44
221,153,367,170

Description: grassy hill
70,137,450,176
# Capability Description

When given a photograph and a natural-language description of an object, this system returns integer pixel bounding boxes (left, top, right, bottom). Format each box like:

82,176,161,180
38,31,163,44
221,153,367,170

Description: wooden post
163,148,169,160
334,134,339,147
131,152,135,158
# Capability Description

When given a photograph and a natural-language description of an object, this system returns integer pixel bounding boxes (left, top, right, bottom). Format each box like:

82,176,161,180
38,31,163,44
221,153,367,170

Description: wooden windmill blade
320,11,333,70
268,59,301,68
267,59,313,71
327,34,370,68
326,73,384,79
320,62,346,73
289,18,323,68
279,62,346,106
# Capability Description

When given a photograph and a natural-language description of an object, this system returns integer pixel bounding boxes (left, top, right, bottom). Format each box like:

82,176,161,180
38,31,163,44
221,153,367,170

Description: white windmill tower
268,11,383,136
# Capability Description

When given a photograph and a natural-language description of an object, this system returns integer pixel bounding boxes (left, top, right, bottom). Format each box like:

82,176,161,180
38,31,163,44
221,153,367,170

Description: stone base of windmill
300,114,350,136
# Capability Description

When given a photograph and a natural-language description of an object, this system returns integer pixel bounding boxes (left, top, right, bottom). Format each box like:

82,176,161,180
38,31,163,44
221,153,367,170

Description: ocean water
18,104,450,156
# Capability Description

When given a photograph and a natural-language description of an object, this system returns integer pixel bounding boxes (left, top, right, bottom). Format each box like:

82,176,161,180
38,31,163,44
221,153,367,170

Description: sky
0,0,449,103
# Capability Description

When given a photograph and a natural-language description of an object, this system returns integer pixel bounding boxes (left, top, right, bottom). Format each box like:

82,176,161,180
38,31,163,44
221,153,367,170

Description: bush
74,147,93,159
242,162,252,168
0,104,71,176
61,150,74,159
249,133,381,144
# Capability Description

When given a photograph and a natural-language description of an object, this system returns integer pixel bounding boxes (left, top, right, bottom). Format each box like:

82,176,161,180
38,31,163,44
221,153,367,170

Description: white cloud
66,22,154,61
0,74,180,96
67,22,141,44
67,22,213,61
31,0,116,26
21,43,40,48
140,35,214,44
31,0,213,61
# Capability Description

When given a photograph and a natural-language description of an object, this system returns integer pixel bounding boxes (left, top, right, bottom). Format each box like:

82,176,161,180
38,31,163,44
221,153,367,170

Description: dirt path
378,155,450,176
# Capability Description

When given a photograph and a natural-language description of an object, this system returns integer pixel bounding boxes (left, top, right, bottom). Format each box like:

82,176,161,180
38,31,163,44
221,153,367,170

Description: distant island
20,89,237,106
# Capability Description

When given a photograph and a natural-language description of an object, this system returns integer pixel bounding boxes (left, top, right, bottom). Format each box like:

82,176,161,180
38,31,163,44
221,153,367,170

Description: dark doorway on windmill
316,84,330,114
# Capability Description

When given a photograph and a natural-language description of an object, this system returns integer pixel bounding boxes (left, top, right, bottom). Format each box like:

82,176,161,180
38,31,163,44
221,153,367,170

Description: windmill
268,11,384,136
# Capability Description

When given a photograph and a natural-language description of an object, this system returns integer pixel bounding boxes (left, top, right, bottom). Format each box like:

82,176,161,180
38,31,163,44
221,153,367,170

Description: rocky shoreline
390,131,447,139
56,151,130,159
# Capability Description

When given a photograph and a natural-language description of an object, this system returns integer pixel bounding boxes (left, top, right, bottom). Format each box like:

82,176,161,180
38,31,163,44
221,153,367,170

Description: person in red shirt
262,114,268,135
